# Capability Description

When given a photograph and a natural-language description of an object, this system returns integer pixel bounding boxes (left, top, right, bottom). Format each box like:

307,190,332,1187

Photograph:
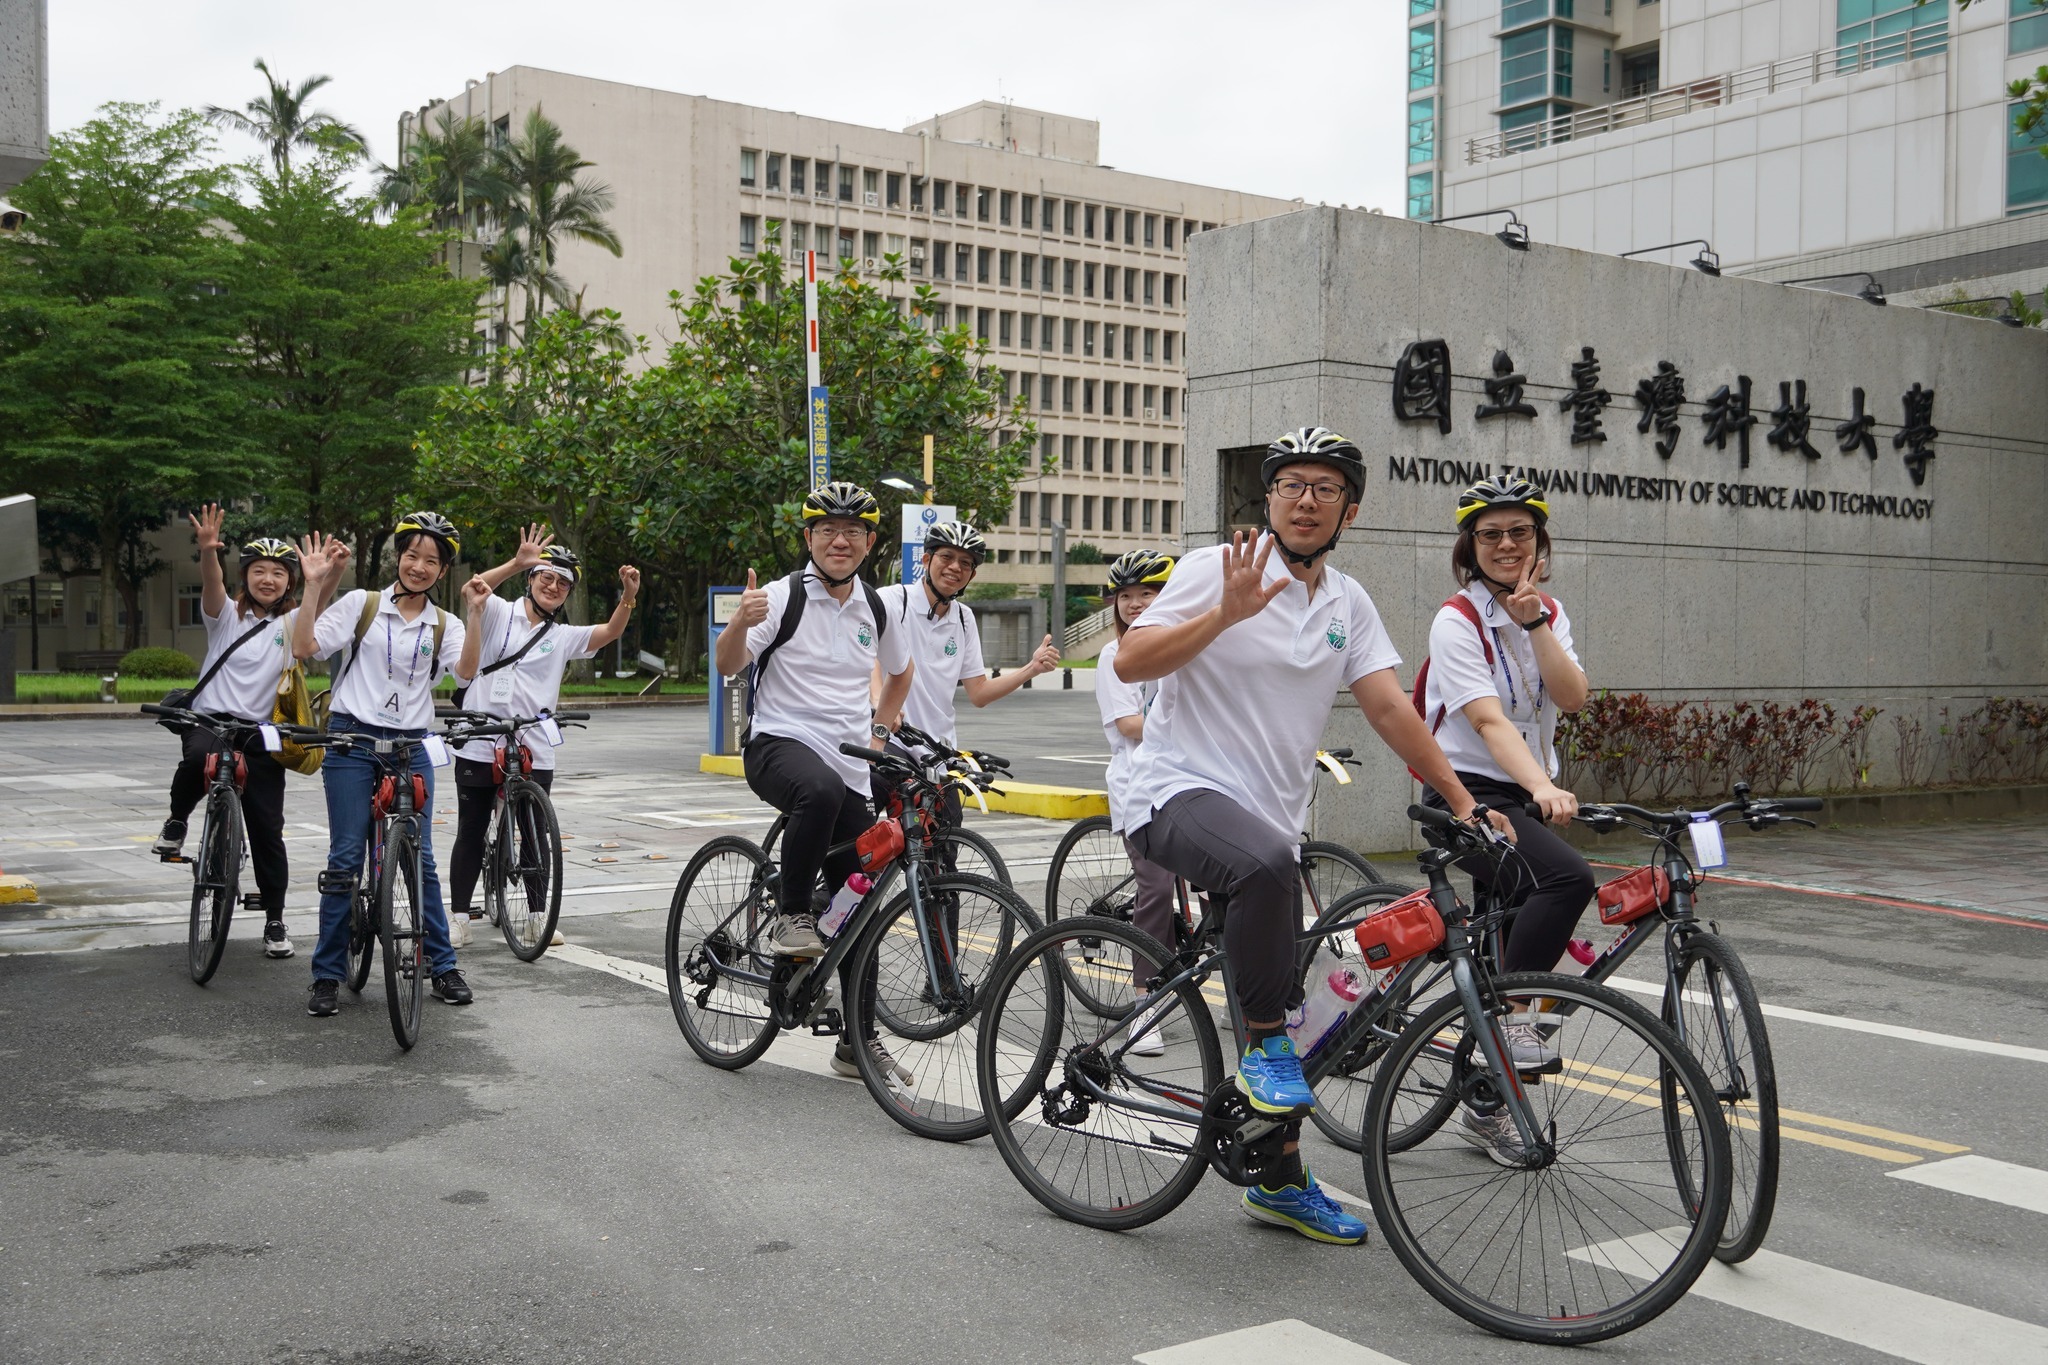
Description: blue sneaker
1236,1036,1315,1114
1243,1170,1370,1245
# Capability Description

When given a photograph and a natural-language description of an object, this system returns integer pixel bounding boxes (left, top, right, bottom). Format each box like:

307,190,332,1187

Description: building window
1085,204,1098,238
174,582,203,628
1062,377,1075,411
1020,254,1035,289
2012,99,2048,211
1122,440,1135,474
956,183,971,216
1062,435,1076,469
863,169,879,203
1162,444,1176,475
1083,437,1096,471
1122,498,1134,533
999,250,1014,286
1143,500,1155,534
2012,0,2048,53
957,244,972,278
1063,318,1075,354
790,157,807,194
886,171,902,207
1019,492,1034,526
933,178,949,213
1621,47,1660,95
1143,383,1157,414
1042,255,1055,292
1032,433,1050,468
1409,96,1437,165
1062,259,1076,294
1082,499,1094,531
1123,384,1135,417
1041,314,1054,350
839,165,855,201
739,215,758,252
1161,500,1175,535
1411,0,1435,12
1144,328,1157,362
999,311,1013,346
931,240,948,279
1124,270,1137,304
1060,494,1074,526
1084,263,1097,298
1163,387,1176,418
1144,214,1158,246
1102,495,1115,530
1408,171,1436,219
863,230,880,260
765,218,783,248
976,308,990,341
788,222,808,253
1164,275,1177,307
1103,207,1117,241
911,176,926,209
1103,265,1116,299
1103,324,1115,359
929,304,948,328
1124,211,1136,245
766,153,782,190
1164,217,1177,250
740,149,758,187
1043,197,1058,230
1020,313,1035,348
1410,23,1437,89
1084,320,1097,356
1163,331,1177,364
976,247,991,282
1064,200,1077,235
815,161,833,196
1040,495,1052,529
1142,441,1155,475
1022,193,1037,225
1083,379,1096,413
1838,0,1949,66
999,190,1015,225
1040,374,1054,410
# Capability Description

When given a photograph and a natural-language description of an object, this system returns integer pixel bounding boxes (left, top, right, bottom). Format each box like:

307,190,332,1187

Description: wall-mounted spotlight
1782,270,1888,306
1429,208,1530,250
1619,238,1721,276
1926,295,2029,328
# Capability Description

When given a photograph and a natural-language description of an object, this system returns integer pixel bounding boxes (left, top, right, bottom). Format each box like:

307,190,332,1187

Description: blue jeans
313,714,455,983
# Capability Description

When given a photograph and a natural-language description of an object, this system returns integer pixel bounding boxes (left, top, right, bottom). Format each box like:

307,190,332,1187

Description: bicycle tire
495,780,563,961
187,788,242,985
977,915,1221,1230
664,835,780,1070
346,883,376,992
1363,970,1732,1345
379,824,426,1051
869,825,1012,907
1298,840,1385,923
1042,816,1144,1018
844,872,1044,1142
1664,931,1779,1264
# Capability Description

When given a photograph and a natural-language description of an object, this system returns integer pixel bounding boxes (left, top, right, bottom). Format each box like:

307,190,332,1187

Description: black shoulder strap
476,606,553,677
190,614,276,708
746,570,810,715
864,581,890,647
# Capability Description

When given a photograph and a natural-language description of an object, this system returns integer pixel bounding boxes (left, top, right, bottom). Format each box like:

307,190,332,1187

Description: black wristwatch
871,722,890,741
1521,611,1552,632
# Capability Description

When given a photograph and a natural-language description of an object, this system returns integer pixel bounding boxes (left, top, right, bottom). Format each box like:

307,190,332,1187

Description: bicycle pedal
809,1009,844,1037
160,854,191,864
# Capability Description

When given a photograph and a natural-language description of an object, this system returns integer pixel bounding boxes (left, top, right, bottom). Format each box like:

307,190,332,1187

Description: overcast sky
49,1,1412,211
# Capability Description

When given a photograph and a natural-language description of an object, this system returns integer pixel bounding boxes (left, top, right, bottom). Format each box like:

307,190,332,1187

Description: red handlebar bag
1596,865,1671,926
1353,888,1446,968
491,743,535,785
856,818,905,874
204,752,249,791
372,773,430,818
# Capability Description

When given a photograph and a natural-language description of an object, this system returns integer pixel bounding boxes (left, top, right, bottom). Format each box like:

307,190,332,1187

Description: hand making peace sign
1503,554,1549,627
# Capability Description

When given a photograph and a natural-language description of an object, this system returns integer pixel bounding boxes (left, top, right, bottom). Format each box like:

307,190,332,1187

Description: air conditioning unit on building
1143,407,1157,419
863,258,879,272
909,245,925,260
864,192,879,207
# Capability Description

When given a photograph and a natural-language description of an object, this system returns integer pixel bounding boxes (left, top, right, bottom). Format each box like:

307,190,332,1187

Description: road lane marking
1777,1107,1970,1154
559,881,673,899
1135,1320,1406,1365
1888,1155,2048,1216
1568,1230,2048,1364
1604,974,2048,1065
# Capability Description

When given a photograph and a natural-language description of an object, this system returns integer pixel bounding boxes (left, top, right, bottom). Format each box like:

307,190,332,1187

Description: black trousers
448,757,554,917
1423,772,1595,974
168,723,289,916
747,735,875,914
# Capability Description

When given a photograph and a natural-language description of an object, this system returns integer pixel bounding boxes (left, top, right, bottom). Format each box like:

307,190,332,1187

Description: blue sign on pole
807,386,831,488
706,584,747,755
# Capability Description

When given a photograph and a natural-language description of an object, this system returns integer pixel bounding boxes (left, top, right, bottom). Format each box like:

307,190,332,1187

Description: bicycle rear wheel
494,780,563,961
977,916,1222,1231
1363,971,1732,1345
1042,816,1143,1018
1664,931,1779,1264
869,825,1011,905
664,835,779,1069
1298,840,1384,923
187,789,242,985
379,825,426,1051
844,872,1045,1142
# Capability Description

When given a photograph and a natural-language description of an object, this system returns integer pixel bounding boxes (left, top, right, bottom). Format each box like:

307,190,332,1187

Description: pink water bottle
1566,938,1597,968
1287,948,1368,1058
818,873,872,939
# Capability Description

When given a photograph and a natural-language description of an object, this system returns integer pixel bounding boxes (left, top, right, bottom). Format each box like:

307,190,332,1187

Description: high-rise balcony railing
1466,20,1947,162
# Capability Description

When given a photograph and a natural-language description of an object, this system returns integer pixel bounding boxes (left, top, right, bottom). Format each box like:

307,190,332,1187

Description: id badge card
422,734,452,767
1688,815,1727,869
258,723,282,753
537,715,565,747
1514,719,1544,767
487,668,516,705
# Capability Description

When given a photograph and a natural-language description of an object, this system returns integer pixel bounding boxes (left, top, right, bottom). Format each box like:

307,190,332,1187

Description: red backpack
1408,592,1557,780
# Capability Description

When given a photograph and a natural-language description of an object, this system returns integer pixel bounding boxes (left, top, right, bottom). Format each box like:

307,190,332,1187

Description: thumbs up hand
734,568,770,629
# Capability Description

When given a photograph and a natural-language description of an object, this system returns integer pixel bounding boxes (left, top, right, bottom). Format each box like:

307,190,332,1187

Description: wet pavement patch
97,1241,268,1277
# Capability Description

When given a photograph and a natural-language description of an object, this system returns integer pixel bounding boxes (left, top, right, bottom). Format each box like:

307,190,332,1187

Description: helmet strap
920,577,960,618
1263,498,1356,567
809,555,858,589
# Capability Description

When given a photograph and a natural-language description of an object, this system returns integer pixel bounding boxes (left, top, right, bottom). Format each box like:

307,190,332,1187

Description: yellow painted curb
0,874,39,904
975,782,1108,820
699,753,746,777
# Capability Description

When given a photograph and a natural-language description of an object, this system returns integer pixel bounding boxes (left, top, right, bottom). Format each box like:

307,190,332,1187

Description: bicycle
311,728,440,1050
665,740,1048,1142
864,720,1015,891
976,803,1733,1345
438,707,588,961
142,704,308,985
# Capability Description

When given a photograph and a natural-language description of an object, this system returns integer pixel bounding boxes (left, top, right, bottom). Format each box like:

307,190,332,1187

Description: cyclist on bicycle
869,519,1060,829
446,528,641,945
154,506,330,960
1094,548,1178,1057
292,511,471,1019
714,480,915,1081
1116,426,1508,1245
1420,476,1593,1156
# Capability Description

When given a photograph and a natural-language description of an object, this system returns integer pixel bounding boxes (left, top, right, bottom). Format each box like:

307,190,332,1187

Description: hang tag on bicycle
487,668,516,705
1688,815,1726,869
537,715,564,747
422,734,452,768
258,723,282,753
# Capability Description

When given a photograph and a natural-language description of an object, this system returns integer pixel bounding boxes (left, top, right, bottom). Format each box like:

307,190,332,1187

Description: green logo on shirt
539,639,555,654
1326,618,1347,650
418,640,434,657
943,637,958,657
856,624,874,649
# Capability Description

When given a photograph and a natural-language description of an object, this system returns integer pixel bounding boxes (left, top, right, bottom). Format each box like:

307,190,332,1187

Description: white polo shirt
746,569,913,792
454,595,599,771
312,588,468,733
874,582,985,749
190,600,299,723
1095,635,1157,835
1123,540,1401,844
1423,582,1580,787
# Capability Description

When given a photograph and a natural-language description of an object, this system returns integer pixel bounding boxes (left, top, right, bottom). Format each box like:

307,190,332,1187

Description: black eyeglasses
1271,478,1349,505
1473,525,1538,546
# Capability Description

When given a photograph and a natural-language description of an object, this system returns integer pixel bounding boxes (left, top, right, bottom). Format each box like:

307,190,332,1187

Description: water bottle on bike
1286,944,1368,1058
818,872,873,939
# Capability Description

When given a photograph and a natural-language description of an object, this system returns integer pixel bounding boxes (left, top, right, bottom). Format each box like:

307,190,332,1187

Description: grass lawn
10,672,707,704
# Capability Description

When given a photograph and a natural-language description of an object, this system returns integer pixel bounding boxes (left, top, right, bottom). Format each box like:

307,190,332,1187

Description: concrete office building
1406,0,2048,305
404,71,1301,581
0,0,45,196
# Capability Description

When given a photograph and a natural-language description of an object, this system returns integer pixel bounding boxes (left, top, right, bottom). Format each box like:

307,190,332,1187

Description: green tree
0,104,255,649
495,107,622,335
204,58,366,179
376,107,504,236
217,145,483,585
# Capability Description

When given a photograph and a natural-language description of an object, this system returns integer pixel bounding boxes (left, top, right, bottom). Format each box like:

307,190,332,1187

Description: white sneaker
1502,1019,1560,1073
449,912,472,948
769,913,825,958
1460,1105,1526,1168
1125,995,1169,1056
549,928,566,946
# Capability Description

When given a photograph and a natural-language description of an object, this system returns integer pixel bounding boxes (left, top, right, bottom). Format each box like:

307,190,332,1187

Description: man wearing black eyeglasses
1114,425,1509,1246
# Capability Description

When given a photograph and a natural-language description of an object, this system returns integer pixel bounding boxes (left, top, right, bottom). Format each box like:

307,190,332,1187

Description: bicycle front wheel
977,915,1221,1230
1363,971,1732,1345
664,835,779,1069
869,825,1012,906
495,780,563,961
378,825,426,1051
187,789,242,985
1665,931,1779,1263
844,872,1044,1142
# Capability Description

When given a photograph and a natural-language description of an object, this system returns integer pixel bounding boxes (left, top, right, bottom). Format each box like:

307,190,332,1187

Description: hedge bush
117,646,201,679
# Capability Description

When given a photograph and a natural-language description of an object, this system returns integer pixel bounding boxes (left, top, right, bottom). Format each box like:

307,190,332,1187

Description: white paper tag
258,723,282,753
423,734,452,768
487,668,515,705
1688,816,1727,869
537,716,564,747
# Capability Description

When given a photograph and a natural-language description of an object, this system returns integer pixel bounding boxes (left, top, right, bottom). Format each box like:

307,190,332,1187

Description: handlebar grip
553,711,591,722
140,703,179,717
839,743,891,764
1407,803,1456,829
1324,747,1355,762
1773,797,1824,812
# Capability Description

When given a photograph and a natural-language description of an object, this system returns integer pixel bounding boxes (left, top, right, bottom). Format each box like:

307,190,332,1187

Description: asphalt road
2,702,2044,1364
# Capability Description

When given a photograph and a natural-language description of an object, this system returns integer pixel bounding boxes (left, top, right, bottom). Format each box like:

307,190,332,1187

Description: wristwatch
1521,610,1552,632
871,722,890,741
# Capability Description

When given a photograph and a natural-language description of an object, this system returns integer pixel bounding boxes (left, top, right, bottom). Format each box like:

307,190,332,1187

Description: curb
0,874,40,904
695,753,1109,820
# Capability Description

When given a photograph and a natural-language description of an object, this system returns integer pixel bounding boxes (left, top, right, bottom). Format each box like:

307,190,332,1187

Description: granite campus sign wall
1184,206,2048,854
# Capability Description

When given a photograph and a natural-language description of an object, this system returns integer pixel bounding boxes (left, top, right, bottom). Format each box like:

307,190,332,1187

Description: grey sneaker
152,819,187,858
769,913,825,958
263,920,294,959
833,1037,914,1087
1503,1020,1561,1073
1460,1105,1525,1168
1125,994,1168,1057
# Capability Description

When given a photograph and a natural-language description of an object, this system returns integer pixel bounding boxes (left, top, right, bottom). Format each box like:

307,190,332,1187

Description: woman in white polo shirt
153,505,326,960
292,511,470,1019
446,536,641,939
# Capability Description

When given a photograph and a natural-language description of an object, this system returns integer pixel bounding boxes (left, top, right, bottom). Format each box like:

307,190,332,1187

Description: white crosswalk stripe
1134,1320,1408,1364
1888,1154,2048,1216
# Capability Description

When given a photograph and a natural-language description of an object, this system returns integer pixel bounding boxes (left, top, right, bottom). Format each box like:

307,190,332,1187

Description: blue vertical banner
900,502,958,583
807,386,831,488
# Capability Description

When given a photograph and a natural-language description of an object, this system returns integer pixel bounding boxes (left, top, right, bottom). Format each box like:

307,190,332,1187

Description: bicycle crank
1198,1082,1292,1187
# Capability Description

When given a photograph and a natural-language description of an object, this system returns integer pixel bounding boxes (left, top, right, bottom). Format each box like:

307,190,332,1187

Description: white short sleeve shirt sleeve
1423,583,1581,786
1095,636,1156,834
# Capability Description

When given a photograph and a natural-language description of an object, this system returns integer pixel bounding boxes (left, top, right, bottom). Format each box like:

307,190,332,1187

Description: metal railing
1063,604,1115,654
1466,21,1947,163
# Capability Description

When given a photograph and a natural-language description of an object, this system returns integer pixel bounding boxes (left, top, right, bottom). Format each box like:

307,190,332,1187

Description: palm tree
378,108,504,236
494,106,622,335
205,58,367,178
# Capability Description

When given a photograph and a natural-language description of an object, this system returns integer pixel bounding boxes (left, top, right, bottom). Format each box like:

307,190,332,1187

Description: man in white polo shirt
1117,425,1508,1246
